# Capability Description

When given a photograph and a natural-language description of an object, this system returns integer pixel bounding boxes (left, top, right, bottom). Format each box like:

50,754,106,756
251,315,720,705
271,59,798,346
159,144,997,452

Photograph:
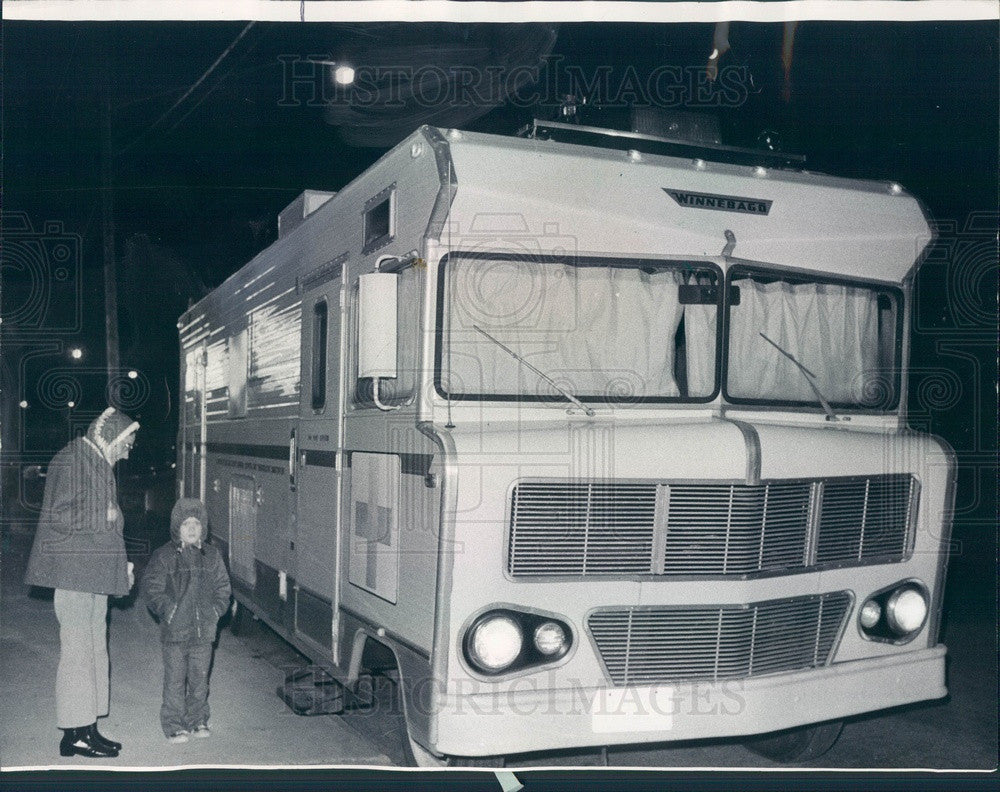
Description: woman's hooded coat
24,408,138,595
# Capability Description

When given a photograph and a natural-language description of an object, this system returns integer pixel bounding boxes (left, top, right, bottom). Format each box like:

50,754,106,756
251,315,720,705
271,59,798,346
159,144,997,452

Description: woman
24,407,139,758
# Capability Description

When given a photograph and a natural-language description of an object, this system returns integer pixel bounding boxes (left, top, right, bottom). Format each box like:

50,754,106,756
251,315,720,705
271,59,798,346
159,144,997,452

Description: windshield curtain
726,276,896,408
439,256,719,403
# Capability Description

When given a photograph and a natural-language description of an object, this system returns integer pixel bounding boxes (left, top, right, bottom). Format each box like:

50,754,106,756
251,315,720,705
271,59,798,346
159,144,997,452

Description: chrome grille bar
508,475,915,578
587,592,852,687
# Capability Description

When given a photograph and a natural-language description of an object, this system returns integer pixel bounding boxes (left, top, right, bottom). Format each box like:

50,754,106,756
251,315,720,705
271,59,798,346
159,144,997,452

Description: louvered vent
662,481,811,575
588,591,851,686
508,475,915,578
816,475,915,563
508,482,657,576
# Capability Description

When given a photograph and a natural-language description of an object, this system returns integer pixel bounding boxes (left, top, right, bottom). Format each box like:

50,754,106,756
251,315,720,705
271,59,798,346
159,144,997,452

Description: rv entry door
292,260,345,655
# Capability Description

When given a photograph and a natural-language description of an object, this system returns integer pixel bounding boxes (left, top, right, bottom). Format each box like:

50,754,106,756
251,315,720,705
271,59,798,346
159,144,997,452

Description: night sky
3,20,997,606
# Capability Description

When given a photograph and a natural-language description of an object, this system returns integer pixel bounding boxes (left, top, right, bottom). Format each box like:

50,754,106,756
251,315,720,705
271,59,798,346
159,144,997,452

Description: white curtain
727,278,879,404
442,258,687,400
683,271,718,397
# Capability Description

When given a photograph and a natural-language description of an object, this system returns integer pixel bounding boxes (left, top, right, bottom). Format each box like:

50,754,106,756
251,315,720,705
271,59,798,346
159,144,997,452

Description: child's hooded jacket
141,499,231,643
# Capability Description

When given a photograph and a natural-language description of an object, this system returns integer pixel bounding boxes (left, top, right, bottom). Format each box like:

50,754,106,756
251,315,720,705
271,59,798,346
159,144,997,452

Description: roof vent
278,190,336,238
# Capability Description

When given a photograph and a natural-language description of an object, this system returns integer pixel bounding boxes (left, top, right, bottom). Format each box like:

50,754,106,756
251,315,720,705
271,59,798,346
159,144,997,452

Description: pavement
0,530,392,770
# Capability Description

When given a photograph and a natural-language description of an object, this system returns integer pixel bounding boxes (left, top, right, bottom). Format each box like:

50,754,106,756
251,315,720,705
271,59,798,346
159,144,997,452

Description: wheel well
359,635,400,676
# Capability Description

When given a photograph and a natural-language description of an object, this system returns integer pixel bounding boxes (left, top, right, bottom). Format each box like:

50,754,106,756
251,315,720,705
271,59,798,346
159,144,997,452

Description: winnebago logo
663,188,772,215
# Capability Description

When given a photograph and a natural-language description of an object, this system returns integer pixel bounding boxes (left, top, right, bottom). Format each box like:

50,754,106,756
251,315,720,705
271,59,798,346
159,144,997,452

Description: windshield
436,254,720,404
725,268,901,410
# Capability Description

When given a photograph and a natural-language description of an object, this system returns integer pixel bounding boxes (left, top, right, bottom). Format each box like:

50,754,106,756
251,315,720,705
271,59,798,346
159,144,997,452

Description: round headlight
859,599,882,630
533,621,568,656
468,614,523,672
886,586,928,635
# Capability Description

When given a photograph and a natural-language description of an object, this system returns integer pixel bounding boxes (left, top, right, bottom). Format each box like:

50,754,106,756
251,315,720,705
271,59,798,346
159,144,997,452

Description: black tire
228,601,250,636
745,720,843,763
446,755,506,768
396,700,505,767
405,736,505,768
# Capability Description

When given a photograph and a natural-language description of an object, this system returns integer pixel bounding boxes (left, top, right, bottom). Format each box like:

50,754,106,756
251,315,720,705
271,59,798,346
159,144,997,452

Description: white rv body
178,125,953,761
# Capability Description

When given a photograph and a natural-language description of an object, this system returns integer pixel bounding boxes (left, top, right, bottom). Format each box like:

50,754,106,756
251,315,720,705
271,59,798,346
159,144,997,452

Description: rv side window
183,345,204,427
205,338,229,421
227,330,248,418
247,295,302,410
362,185,395,254
311,300,328,411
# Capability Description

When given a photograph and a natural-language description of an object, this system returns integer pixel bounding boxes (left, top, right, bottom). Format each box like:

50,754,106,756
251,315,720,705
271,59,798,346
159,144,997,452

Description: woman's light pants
53,589,109,728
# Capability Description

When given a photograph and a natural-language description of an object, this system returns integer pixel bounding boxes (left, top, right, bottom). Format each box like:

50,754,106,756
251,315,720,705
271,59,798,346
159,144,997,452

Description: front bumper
432,646,947,756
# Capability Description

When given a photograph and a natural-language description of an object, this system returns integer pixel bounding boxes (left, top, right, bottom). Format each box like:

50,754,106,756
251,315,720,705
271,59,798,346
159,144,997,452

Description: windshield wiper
758,332,839,421
472,325,595,417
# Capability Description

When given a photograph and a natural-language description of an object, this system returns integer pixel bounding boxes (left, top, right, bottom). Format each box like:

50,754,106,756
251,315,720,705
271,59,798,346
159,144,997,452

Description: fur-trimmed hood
170,498,208,544
87,407,139,458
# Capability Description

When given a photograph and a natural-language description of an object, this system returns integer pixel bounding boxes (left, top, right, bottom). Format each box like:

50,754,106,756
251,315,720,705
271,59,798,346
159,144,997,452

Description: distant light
333,65,355,85
127,370,139,379
70,348,83,360
67,400,76,408
19,400,28,409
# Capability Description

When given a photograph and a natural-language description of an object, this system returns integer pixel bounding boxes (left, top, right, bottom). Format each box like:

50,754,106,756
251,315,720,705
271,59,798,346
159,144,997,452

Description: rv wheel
403,731,505,768
404,735,447,767
228,601,251,635
745,720,843,763
445,754,505,768
405,737,505,768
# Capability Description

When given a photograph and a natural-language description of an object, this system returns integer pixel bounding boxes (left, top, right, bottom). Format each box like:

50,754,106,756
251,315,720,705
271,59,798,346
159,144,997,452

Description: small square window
363,185,395,254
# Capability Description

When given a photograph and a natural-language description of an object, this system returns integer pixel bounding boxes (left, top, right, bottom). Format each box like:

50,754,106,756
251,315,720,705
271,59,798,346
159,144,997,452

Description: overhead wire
117,22,255,156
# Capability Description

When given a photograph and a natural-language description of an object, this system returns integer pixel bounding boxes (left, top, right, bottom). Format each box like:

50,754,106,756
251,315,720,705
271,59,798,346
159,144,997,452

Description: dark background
1,20,997,781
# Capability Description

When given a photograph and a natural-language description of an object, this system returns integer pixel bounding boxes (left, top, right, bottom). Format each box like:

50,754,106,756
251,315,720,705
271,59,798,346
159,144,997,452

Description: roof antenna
722,229,736,258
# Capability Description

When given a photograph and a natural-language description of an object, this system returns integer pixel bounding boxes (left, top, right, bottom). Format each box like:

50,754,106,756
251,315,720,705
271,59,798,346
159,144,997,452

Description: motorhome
177,121,954,765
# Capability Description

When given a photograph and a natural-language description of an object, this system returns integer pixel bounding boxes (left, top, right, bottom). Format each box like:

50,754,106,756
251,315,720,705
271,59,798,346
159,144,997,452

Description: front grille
508,482,658,576
587,591,851,686
507,475,915,578
816,475,916,563
662,481,811,575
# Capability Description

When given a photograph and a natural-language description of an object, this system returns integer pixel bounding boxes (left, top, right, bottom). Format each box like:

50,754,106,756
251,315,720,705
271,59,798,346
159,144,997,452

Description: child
141,498,231,743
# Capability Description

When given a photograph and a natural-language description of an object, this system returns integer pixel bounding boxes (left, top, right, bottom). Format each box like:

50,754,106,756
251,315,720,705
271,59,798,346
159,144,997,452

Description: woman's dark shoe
87,723,122,752
59,726,119,758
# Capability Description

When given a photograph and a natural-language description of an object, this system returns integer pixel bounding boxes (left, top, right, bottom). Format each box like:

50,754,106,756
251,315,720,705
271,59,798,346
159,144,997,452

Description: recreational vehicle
177,122,954,765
